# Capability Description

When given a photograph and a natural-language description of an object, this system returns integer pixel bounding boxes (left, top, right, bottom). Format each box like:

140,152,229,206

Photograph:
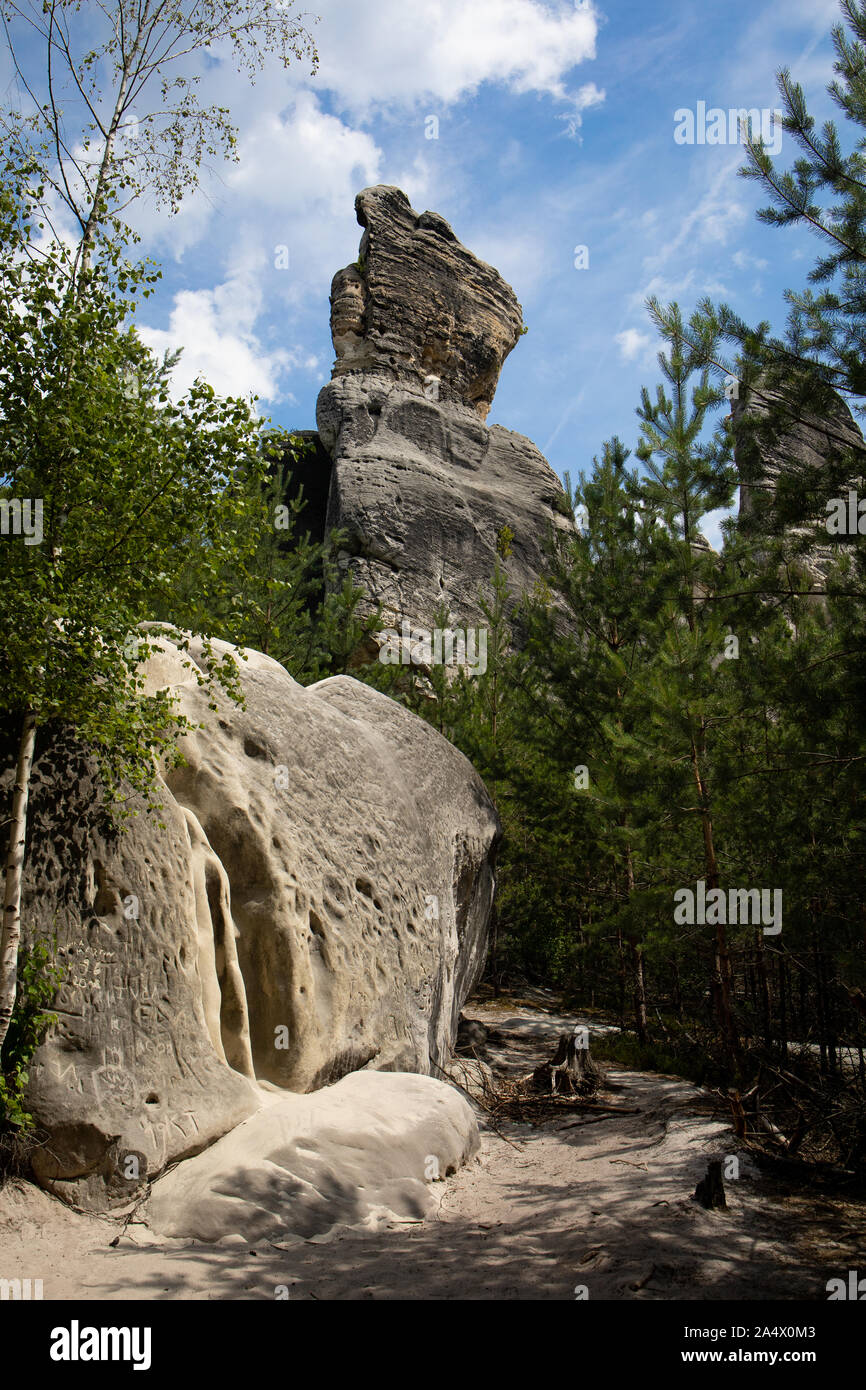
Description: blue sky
2,0,849,543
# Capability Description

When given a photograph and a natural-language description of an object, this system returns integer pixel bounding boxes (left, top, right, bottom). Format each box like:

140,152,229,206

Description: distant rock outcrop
11,634,498,1208
317,186,572,643
732,380,865,583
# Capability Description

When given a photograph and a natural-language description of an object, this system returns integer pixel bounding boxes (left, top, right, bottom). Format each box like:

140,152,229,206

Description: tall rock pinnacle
329,185,524,420
317,187,571,645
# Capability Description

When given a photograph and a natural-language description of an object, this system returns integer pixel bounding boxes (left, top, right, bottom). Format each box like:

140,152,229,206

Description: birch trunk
0,710,37,1053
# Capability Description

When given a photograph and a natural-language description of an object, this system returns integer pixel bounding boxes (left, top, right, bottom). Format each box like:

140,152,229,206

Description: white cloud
310,0,601,114
120,0,604,298
702,498,738,551
732,249,768,271
640,158,747,283
468,227,552,299
130,90,384,268
138,252,308,403
616,328,654,363
228,92,382,213
558,81,607,138
632,270,731,311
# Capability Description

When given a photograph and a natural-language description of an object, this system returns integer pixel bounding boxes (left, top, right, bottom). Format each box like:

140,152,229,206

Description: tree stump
532,1028,601,1097
694,1159,727,1209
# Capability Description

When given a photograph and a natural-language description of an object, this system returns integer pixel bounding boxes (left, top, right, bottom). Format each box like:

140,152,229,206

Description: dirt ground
1,990,863,1300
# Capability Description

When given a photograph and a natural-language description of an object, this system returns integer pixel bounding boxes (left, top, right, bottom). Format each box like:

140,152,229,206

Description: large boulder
317,186,572,645
3,719,259,1211
10,635,498,1207
146,1070,478,1243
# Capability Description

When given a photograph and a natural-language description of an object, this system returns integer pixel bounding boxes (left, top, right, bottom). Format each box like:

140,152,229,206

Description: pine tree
156,434,385,685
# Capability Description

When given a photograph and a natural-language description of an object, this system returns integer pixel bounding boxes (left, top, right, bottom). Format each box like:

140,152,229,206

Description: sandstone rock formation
732,381,865,583
329,186,523,421
315,186,572,644
7,187,569,1226
146,1070,478,1243
12,634,498,1208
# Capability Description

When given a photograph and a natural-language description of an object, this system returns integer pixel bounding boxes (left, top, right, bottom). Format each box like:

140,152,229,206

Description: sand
1,992,862,1300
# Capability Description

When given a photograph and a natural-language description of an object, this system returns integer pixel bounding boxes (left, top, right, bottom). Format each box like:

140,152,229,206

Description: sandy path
1,994,861,1300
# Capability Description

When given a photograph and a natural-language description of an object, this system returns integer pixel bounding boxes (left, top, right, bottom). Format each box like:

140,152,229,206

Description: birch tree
1,0,318,279
0,4,317,1056
0,167,272,1055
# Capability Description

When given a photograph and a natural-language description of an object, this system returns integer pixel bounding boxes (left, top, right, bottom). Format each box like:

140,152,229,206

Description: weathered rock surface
319,375,571,640
733,381,865,583
318,187,572,645
146,1070,478,1243
6,724,259,1210
329,185,524,421
11,634,498,1207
